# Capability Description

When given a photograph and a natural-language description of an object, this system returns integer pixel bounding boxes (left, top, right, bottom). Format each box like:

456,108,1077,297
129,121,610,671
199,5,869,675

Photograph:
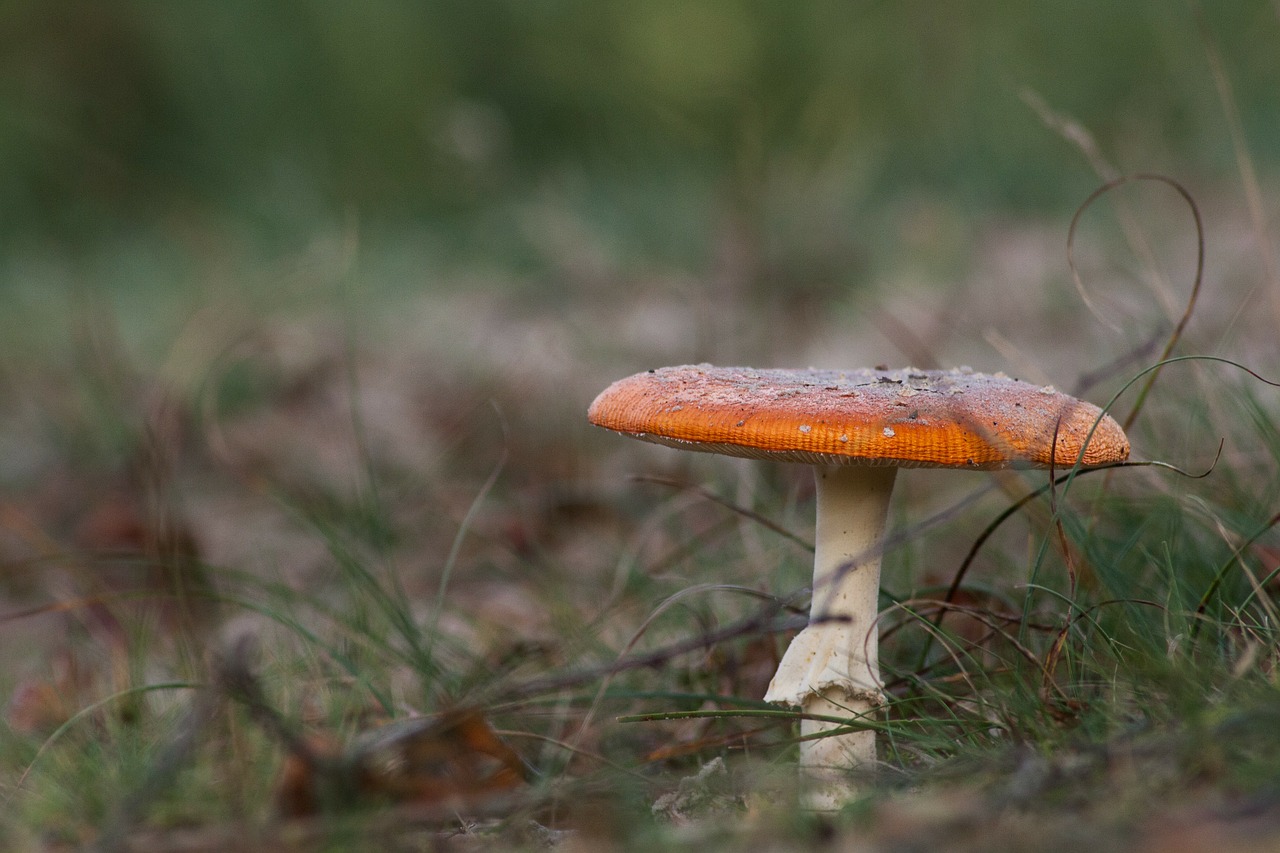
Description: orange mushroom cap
588,364,1129,470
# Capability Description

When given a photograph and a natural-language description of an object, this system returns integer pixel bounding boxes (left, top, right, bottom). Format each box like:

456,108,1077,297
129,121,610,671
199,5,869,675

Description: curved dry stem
1067,173,1205,432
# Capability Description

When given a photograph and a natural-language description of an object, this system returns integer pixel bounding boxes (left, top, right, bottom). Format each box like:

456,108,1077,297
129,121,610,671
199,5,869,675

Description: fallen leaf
272,708,529,819
354,708,529,804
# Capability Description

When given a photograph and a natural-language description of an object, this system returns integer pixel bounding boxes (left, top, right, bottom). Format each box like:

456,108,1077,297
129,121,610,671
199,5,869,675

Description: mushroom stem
764,465,898,808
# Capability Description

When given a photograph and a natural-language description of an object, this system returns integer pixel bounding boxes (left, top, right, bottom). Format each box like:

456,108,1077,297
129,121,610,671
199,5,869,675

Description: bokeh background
2,3,1280,842
3,2,1274,287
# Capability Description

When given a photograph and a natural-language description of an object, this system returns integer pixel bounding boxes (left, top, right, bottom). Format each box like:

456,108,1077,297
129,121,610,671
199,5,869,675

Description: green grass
3,5,1280,850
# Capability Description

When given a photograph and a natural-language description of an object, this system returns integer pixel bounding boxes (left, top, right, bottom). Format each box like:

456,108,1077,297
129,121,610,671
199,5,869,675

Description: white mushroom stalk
764,465,897,809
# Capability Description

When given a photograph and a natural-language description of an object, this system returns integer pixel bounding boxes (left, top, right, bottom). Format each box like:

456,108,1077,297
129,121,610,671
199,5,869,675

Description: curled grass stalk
1066,174,1206,432
934,451,1220,635
930,356,1273,667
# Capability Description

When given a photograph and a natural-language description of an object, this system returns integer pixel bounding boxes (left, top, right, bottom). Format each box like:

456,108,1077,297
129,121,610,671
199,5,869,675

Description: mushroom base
799,690,880,810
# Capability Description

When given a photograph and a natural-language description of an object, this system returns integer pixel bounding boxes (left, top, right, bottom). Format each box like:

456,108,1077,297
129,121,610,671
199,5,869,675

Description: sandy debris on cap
589,364,1129,470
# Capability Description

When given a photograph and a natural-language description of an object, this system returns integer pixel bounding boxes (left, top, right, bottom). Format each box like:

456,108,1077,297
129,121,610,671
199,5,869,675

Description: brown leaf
355,708,528,804
272,733,344,820
73,489,215,639
8,677,69,736
272,708,528,819
6,647,95,735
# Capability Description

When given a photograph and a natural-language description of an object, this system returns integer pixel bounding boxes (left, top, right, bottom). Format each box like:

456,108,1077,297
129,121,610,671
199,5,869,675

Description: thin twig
491,609,810,706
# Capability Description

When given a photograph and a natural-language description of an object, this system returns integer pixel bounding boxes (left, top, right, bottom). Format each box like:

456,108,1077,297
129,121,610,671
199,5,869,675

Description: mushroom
588,364,1129,807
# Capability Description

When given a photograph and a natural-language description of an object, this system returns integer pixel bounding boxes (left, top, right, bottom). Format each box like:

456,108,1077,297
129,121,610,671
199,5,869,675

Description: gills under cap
588,364,1130,470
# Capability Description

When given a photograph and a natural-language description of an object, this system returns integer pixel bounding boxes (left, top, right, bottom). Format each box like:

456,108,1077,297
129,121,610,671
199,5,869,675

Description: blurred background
2,1,1273,295
3,3,1280,839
